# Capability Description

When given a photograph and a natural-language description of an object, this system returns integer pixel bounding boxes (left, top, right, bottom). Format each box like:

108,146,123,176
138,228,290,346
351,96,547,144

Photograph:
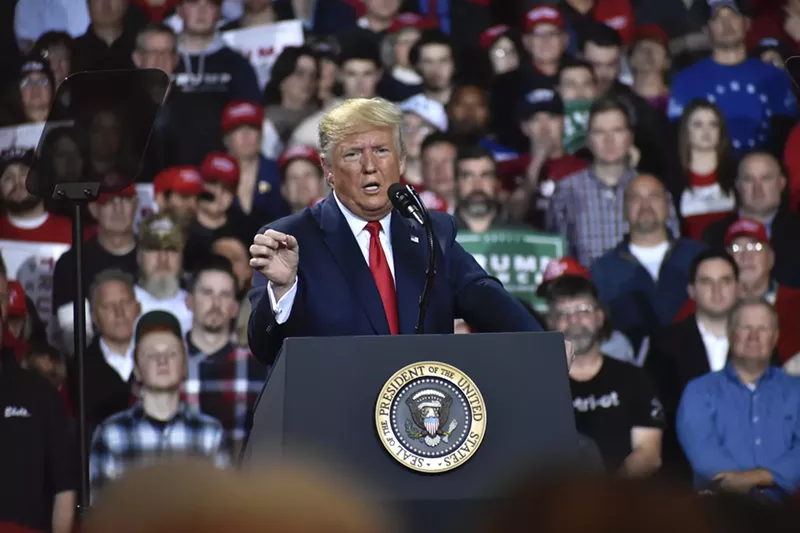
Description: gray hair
318,97,406,164
89,269,136,308
727,296,779,339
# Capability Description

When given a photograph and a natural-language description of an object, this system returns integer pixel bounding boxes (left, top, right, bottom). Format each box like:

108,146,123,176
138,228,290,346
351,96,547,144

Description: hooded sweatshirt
167,36,261,167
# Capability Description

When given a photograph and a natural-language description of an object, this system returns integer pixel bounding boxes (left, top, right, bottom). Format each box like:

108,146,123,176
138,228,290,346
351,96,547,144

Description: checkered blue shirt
89,402,229,500
546,167,680,266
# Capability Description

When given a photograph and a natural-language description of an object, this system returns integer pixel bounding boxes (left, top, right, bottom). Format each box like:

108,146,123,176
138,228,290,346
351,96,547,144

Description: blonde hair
318,97,405,162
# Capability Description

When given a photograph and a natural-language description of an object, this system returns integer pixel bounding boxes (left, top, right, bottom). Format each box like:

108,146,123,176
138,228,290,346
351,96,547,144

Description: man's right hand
250,229,299,298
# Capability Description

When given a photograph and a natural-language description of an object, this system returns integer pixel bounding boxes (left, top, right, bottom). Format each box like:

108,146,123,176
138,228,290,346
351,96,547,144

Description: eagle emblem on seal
405,389,459,447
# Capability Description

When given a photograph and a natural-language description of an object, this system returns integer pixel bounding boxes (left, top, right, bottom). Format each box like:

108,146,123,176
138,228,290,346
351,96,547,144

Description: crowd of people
2,0,800,531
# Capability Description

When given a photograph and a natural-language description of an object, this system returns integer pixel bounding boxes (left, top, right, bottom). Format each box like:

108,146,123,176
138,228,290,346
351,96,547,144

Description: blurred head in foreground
83,459,390,533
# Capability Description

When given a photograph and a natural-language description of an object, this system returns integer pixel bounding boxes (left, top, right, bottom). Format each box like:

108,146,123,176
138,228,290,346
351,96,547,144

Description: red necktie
365,221,399,335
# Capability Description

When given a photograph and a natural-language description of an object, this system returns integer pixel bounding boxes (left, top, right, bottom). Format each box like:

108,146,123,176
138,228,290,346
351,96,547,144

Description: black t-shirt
0,351,78,531
569,356,665,471
52,238,139,312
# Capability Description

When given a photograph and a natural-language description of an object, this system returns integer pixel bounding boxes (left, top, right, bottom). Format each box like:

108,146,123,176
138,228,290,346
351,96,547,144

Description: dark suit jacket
247,194,543,366
702,209,800,288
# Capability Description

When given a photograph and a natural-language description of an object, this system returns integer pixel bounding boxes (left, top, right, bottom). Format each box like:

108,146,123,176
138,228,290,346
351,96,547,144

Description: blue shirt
677,364,800,497
667,58,796,153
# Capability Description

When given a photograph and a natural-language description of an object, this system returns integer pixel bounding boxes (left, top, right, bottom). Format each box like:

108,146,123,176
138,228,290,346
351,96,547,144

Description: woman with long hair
676,99,737,240
0,55,61,127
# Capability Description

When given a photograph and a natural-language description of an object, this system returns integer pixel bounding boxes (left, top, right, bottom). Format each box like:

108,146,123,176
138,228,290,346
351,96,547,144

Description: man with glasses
544,274,665,477
724,219,800,362
89,310,228,501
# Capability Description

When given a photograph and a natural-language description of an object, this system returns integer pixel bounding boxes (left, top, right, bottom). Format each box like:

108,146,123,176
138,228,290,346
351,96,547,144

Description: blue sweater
591,238,706,352
667,58,796,153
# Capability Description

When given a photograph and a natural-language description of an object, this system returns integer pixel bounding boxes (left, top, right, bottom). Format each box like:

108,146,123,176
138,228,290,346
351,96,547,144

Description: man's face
139,248,183,298
212,238,252,292
689,258,738,318
326,126,404,220
225,126,261,159
731,304,777,366
188,270,238,334
134,331,185,391
340,59,381,99
624,175,668,235
161,192,198,229
133,32,178,75
558,67,596,101
417,44,454,90
521,111,564,146
198,182,234,218
735,154,786,218
456,156,498,217
92,280,140,343
402,112,434,159
548,295,603,356
20,72,53,113
421,141,456,200
281,159,323,212
178,0,221,36
629,39,668,74
583,42,620,94
588,110,632,165
281,55,318,105
708,7,748,49
0,163,39,214
687,108,721,151
447,87,489,136
527,23,566,65
364,0,401,18
91,196,137,235
728,236,774,286
89,0,128,27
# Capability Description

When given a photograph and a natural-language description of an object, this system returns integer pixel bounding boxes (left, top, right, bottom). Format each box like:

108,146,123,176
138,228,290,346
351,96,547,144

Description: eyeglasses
139,350,183,362
20,77,51,89
549,304,596,322
729,242,765,254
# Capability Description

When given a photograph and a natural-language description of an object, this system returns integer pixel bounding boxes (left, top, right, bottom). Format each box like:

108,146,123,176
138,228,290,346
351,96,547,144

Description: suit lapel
314,195,389,335
685,318,712,374
390,214,428,334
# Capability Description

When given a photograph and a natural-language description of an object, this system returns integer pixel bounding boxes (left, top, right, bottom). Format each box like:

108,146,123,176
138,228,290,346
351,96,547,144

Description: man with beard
677,297,800,499
445,85,518,163
0,148,71,244
667,0,796,155
184,256,267,456
134,213,193,336
454,145,525,233
545,274,665,477
591,174,705,355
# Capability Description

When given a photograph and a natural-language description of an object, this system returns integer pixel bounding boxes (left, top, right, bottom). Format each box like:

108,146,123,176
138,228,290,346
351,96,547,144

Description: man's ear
87,202,99,219
687,284,696,302
321,158,335,188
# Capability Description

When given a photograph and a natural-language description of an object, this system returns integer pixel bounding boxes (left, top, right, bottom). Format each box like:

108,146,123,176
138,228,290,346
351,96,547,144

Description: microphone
388,183,425,226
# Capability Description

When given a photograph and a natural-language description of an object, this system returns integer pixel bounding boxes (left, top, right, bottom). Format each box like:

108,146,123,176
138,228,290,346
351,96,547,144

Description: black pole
72,202,90,510
415,216,436,335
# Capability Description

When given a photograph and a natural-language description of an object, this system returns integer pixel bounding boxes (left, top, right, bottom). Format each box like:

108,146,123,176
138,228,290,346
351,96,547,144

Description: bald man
590,174,707,360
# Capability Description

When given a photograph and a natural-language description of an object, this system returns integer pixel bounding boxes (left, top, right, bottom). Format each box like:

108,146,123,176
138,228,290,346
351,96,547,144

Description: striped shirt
546,168,680,266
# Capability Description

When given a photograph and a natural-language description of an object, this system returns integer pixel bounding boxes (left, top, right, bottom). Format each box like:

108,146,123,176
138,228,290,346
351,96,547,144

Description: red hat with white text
479,24,511,50
94,184,137,204
278,145,322,173
221,100,264,134
525,6,564,33
536,257,591,297
153,166,205,196
200,152,240,188
724,218,769,247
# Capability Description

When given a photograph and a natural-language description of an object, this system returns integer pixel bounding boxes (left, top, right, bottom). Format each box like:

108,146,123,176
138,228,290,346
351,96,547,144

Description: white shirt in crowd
98,337,135,382
14,0,90,45
134,285,193,337
697,318,729,372
629,241,669,281
269,193,395,323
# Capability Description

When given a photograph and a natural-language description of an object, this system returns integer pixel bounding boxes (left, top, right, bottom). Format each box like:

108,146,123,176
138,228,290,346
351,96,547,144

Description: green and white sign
456,230,566,310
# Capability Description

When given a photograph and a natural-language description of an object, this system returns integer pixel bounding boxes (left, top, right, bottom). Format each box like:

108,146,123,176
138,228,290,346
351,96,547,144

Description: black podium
243,332,579,533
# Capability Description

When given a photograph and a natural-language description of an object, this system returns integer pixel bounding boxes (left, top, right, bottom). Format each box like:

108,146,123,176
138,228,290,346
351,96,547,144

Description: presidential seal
375,361,486,473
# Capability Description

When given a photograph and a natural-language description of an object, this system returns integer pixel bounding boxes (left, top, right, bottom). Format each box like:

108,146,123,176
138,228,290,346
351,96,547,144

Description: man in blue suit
247,98,548,366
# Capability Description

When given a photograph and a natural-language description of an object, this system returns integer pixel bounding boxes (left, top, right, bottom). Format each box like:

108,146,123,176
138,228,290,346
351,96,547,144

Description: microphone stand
408,187,436,334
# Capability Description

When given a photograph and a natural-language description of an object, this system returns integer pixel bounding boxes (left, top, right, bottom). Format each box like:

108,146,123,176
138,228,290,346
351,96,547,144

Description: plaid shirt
183,337,268,450
546,167,680,266
89,402,228,499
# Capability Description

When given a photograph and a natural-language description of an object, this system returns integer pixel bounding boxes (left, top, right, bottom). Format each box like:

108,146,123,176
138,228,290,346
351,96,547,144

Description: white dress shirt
269,193,395,324
99,337,135,382
697,318,729,372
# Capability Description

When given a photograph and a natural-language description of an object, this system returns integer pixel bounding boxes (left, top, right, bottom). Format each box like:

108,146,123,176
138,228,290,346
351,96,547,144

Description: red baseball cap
7,280,27,318
94,184,137,204
200,152,240,187
221,100,264,134
278,145,322,173
388,12,436,33
633,24,669,48
153,166,205,196
525,6,564,33
541,257,590,283
724,218,770,247
479,24,510,50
